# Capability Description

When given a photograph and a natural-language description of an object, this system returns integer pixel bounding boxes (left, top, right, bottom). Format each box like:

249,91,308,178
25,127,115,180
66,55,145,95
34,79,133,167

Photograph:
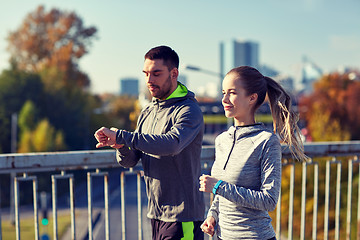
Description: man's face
143,59,177,100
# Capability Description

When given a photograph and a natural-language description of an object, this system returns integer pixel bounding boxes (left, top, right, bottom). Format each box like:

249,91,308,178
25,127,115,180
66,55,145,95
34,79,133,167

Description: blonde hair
227,66,307,161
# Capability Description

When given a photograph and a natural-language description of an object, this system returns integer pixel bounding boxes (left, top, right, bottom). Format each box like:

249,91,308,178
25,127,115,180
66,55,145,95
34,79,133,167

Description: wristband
212,180,223,195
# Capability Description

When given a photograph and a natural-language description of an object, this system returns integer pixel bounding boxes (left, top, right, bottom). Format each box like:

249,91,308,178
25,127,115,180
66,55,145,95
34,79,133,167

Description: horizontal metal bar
281,141,360,158
1,142,360,173
0,150,118,173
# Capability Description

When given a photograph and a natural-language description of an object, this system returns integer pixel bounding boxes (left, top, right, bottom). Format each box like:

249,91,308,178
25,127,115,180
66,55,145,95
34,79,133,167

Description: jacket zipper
223,129,236,170
151,102,159,133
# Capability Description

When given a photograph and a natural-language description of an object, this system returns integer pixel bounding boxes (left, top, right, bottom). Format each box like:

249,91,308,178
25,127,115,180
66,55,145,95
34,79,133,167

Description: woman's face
222,72,257,125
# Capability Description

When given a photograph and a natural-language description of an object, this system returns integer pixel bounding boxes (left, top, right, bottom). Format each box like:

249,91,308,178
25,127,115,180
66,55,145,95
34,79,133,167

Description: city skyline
0,0,359,95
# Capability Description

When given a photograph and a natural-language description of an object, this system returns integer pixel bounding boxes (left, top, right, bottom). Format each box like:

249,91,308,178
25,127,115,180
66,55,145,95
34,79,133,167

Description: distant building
219,39,259,98
220,39,259,73
301,56,323,94
120,78,139,97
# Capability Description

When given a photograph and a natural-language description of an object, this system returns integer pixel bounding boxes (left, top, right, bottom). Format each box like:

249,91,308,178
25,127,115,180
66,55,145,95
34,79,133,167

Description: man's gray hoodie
115,84,205,222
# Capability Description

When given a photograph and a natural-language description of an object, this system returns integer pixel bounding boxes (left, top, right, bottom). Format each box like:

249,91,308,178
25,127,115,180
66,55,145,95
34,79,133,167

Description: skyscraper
220,39,259,75
219,39,259,98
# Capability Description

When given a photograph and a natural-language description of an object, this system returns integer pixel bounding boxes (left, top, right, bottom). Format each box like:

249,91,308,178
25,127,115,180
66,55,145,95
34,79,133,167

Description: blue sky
1,0,359,95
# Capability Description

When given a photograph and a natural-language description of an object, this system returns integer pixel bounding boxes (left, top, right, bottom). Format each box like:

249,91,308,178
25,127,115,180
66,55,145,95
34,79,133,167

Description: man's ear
170,68,179,81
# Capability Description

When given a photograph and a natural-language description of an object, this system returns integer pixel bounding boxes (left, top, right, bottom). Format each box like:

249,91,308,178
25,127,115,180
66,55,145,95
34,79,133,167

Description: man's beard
149,75,173,99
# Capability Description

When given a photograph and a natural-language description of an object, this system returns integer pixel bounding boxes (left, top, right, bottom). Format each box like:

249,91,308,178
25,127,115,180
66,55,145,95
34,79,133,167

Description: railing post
121,171,126,240
104,172,109,240
52,171,76,240
289,162,295,240
87,169,109,240
335,158,342,240
312,162,319,240
300,161,307,240
346,158,353,240
137,172,143,240
346,156,360,240
14,173,39,240
51,174,58,240
14,175,20,240
324,160,330,239
87,172,93,240
276,182,281,239
70,175,76,240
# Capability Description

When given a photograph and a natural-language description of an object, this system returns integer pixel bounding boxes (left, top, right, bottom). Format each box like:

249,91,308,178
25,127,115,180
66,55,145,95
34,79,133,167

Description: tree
7,5,97,89
0,65,101,152
0,65,44,153
1,6,103,152
299,70,360,141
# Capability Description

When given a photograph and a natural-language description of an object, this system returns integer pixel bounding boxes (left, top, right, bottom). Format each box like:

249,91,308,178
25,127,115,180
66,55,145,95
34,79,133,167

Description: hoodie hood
151,83,197,108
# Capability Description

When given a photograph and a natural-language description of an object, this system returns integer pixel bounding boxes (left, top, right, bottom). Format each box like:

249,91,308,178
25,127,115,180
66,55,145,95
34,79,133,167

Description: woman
199,66,307,239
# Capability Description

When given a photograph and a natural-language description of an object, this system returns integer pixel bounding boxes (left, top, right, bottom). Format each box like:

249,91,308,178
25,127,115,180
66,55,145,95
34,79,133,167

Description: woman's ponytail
265,76,308,161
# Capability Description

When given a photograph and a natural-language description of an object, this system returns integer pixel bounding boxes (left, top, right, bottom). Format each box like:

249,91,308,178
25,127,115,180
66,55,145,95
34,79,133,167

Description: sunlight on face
143,59,175,100
221,73,256,126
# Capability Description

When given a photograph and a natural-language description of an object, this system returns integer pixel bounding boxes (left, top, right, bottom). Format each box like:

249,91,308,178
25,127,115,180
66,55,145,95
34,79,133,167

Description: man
94,45,205,240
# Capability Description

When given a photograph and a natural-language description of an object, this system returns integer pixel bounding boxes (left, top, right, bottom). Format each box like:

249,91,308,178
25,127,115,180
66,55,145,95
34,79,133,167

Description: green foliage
18,100,39,132
18,118,67,153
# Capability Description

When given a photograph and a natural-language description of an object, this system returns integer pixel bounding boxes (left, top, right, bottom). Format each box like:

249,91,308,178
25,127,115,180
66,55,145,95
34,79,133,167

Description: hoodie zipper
151,101,159,133
223,128,236,170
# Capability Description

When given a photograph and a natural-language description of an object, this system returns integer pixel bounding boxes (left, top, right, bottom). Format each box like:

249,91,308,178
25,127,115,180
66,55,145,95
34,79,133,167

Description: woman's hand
200,216,216,236
199,175,219,193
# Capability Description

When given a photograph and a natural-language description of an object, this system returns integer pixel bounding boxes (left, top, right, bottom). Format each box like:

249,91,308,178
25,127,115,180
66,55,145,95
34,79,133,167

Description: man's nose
146,75,154,84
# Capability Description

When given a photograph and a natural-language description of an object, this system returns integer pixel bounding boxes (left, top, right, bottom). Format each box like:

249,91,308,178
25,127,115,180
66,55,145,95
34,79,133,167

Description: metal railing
0,141,360,240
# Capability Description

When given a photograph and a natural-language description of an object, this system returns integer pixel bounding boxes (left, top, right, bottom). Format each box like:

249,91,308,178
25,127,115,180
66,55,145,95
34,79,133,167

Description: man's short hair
144,46,179,71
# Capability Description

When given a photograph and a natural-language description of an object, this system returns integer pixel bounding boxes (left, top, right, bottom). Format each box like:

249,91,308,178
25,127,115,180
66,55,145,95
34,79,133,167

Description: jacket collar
227,123,266,139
